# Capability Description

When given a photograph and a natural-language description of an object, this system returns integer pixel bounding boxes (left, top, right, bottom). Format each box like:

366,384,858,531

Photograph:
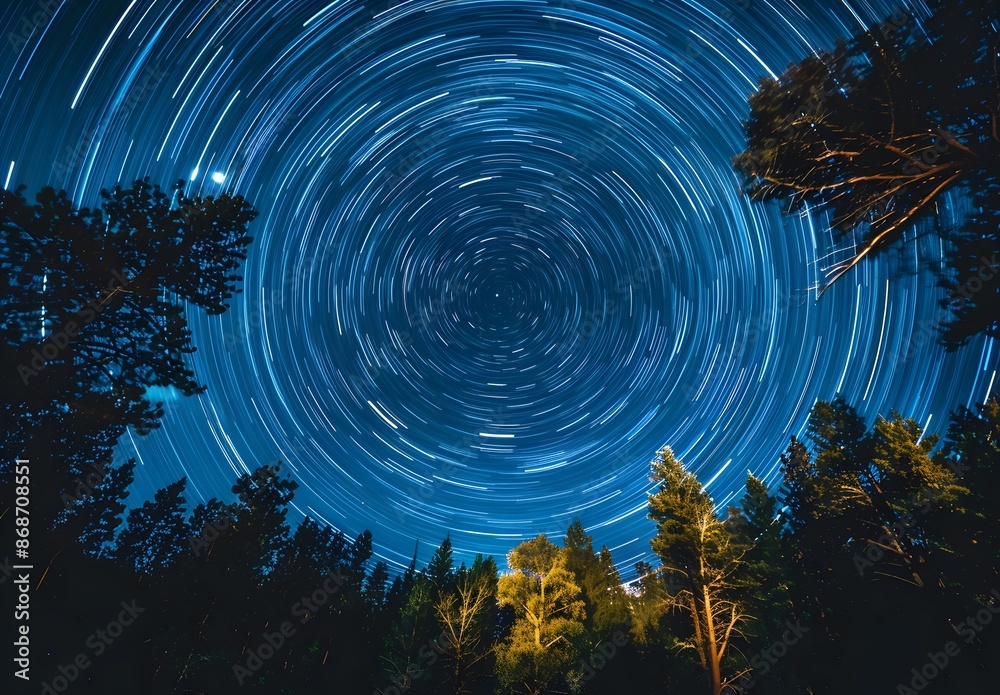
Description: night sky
2,0,994,578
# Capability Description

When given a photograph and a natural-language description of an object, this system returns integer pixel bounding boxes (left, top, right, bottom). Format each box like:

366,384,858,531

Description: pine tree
0,178,257,628
938,397,1000,592
563,519,630,644
115,477,189,576
647,447,752,695
2,177,256,457
69,457,136,557
380,575,438,693
150,464,297,691
365,561,393,615
427,535,457,599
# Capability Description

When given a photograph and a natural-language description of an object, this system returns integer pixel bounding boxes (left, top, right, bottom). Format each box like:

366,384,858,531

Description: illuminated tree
647,447,752,695
495,535,586,694
434,554,499,694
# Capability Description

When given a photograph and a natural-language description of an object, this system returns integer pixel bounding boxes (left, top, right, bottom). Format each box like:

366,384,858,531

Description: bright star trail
2,0,994,576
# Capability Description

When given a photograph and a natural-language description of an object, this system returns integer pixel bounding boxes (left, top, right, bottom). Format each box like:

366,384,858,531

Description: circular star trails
2,0,994,577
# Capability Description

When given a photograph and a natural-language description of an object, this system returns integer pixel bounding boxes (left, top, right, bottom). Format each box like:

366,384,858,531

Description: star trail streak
2,0,994,576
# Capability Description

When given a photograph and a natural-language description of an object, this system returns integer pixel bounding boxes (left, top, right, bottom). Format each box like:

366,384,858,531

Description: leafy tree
146,464,298,690
1,178,255,451
280,525,375,691
804,399,967,591
434,554,499,694
936,397,1000,593
0,178,256,589
63,456,136,557
775,399,986,693
495,535,586,694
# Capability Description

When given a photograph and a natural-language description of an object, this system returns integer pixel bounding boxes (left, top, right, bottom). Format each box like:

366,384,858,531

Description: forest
2,0,999,692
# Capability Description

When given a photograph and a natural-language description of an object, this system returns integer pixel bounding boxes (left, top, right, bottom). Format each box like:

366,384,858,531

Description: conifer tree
647,447,752,695
115,477,189,576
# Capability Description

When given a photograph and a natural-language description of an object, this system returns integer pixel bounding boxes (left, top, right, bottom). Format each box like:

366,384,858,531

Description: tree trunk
702,583,723,695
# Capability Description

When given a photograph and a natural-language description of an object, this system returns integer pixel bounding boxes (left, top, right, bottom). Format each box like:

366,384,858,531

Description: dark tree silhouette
733,0,1000,346
0,178,256,579
4,177,1000,695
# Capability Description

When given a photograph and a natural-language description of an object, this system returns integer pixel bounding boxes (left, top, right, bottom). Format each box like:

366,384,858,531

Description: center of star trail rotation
2,0,994,576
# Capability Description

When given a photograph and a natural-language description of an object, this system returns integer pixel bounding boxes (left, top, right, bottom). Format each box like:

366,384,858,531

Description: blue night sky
2,0,994,578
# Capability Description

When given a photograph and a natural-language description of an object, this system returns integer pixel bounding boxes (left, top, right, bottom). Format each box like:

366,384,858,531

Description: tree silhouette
380,572,439,693
114,482,188,572
5,177,1000,694
428,535,458,599
2,178,255,449
733,0,1000,345
0,178,257,607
